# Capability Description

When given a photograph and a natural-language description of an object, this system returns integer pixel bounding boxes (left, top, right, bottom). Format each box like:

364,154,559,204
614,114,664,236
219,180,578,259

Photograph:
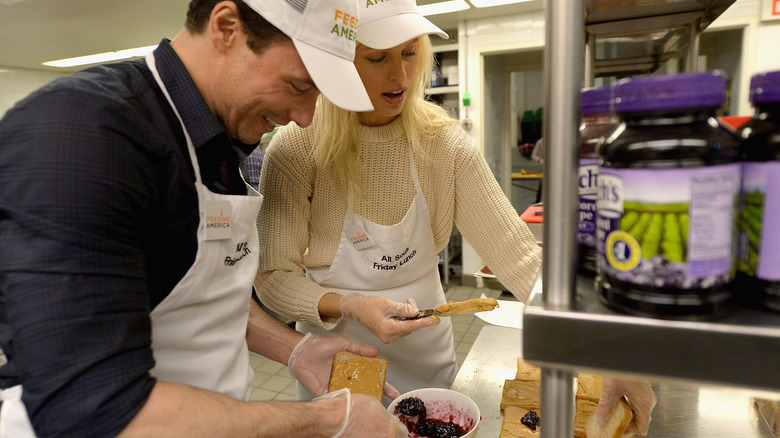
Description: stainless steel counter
450,325,773,437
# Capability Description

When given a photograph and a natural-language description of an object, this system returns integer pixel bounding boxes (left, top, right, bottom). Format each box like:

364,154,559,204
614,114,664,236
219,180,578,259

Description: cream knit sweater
255,116,542,329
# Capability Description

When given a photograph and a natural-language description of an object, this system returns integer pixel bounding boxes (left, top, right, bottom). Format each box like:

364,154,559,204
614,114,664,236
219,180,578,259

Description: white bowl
387,388,481,438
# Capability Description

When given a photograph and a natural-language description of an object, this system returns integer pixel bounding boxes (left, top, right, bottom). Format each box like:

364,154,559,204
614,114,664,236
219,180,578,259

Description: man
0,1,407,437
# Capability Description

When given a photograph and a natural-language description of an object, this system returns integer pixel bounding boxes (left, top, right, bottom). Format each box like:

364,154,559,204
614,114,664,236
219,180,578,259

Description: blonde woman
255,0,541,399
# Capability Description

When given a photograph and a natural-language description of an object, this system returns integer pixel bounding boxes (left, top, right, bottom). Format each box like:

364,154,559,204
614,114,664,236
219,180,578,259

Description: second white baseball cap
357,0,448,50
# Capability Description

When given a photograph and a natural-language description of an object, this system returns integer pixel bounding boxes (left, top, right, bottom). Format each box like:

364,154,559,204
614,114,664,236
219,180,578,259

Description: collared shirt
244,146,264,190
0,39,252,437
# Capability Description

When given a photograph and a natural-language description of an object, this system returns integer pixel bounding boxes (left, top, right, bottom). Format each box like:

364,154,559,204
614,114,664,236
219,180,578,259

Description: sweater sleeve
254,125,342,329
448,127,542,302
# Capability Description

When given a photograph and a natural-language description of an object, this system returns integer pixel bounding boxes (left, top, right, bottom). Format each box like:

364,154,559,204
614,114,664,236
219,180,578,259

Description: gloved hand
315,389,408,438
339,293,440,343
596,378,658,436
288,333,400,399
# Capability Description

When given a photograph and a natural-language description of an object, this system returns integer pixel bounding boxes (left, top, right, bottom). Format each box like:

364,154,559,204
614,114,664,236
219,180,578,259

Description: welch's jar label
596,164,740,289
578,158,599,249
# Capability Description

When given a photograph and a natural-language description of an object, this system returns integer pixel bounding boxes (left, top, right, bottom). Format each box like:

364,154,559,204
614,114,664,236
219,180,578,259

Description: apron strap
0,385,37,438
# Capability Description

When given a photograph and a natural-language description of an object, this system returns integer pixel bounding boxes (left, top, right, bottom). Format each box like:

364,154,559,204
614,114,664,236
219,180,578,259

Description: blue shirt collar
151,39,228,151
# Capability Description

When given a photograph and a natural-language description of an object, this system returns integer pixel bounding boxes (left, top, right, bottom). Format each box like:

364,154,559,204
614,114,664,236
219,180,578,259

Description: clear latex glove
339,293,440,344
289,333,398,398
383,381,400,401
596,378,658,436
315,389,407,438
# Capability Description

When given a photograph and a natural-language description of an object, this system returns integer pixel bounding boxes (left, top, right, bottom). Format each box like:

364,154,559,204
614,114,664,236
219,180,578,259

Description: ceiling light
469,0,533,7
42,45,158,68
418,0,470,16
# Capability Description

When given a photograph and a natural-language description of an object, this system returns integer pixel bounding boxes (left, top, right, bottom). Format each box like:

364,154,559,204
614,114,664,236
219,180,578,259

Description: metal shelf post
539,0,584,436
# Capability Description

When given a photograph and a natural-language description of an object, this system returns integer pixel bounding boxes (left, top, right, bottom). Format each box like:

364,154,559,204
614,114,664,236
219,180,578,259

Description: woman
256,1,657,432
255,0,541,398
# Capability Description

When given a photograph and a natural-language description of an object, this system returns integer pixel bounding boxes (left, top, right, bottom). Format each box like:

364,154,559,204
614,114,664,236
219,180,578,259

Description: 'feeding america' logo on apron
347,224,375,250
205,201,232,241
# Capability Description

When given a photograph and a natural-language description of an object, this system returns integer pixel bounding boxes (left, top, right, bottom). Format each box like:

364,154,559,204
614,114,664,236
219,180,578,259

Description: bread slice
574,397,599,438
327,351,387,401
500,379,541,411
584,397,633,438
576,374,603,403
515,358,541,382
500,406,540,438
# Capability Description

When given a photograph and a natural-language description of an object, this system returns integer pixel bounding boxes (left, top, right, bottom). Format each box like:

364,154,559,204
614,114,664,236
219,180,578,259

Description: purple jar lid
750,70,780,104
581,86,612,115
613,71,726,113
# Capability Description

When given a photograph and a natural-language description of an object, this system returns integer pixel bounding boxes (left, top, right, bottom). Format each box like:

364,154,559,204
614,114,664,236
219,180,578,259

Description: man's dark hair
185,0,291,53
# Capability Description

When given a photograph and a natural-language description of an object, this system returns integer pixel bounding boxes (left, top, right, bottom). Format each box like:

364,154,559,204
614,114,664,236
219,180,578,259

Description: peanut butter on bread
433,297,499,316
328,351,387,401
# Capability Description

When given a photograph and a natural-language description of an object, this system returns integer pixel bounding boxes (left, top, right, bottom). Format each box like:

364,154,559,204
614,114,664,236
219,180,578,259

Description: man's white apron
0,52,262,436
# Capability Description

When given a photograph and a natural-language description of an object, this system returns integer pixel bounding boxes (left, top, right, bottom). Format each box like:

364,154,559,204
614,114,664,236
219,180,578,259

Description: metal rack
584,0,736,80
520,1,780,437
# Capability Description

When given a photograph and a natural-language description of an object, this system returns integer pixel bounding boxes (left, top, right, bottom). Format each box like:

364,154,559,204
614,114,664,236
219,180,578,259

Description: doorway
482,48,544,212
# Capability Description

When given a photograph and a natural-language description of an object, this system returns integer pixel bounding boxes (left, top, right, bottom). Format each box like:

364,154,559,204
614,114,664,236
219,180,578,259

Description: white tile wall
0,66,64,118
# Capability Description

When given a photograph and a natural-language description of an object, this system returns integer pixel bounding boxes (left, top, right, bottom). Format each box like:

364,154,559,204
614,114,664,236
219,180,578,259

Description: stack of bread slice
499,359,635,438
576,374,635,438
499,358,541,437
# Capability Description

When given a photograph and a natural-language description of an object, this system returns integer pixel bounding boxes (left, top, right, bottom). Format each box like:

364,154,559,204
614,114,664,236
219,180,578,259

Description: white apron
298,151,457,401
0,52,262,437
145,52,262,401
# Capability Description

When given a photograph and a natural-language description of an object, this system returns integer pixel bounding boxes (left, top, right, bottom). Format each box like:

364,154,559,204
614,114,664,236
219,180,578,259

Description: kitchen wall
756,21,780,73
0,66,63,118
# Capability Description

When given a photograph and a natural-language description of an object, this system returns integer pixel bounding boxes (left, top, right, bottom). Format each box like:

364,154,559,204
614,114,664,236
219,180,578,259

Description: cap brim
293,39,373,113
358,13,448,50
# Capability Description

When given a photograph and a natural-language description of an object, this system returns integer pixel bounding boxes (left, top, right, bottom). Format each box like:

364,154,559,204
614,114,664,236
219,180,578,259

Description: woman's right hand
339,293,439,343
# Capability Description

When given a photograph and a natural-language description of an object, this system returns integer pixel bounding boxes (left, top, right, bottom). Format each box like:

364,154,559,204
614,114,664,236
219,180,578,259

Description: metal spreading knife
393,297,499,320
393,308,443,320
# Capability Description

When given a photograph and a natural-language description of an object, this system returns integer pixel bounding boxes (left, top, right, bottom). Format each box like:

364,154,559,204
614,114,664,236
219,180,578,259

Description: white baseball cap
357,0,448,50
244,0,373,112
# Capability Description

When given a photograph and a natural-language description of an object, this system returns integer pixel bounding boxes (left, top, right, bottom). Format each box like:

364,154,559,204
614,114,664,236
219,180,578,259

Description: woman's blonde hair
313,35,458,193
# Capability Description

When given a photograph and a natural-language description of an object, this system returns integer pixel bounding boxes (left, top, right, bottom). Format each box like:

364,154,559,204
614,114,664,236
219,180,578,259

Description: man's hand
314,389,407,438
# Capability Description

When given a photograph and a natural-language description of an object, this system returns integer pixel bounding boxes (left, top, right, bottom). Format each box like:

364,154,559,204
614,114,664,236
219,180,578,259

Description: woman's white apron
297,151,457,401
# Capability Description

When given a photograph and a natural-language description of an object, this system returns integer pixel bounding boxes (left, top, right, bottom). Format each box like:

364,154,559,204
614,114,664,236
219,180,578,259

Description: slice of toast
500,379,541,411
584,397,633,438
574,374,603,438
500,406,541,438
515,358,541,382
327,351,387,401
576,374,603,403
574,397,599,438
